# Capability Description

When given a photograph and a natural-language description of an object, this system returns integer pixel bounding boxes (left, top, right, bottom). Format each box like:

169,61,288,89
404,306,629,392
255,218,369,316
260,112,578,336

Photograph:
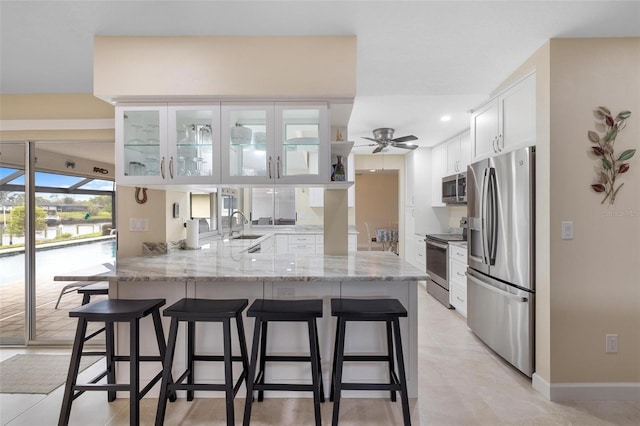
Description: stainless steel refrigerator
466,146,535,377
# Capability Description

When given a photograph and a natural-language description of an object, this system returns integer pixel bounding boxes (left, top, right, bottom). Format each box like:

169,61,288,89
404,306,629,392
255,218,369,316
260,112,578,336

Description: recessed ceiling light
441,115,452,122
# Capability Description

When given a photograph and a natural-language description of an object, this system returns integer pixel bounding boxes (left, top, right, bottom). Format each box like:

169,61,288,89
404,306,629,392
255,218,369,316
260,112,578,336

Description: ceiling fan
359,128,419,154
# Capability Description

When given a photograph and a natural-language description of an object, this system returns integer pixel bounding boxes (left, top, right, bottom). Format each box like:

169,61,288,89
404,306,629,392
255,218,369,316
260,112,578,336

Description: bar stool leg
243,317,262,426
151,309,175,402
155,317,179,426
308,319,322,426
331,317,347,426
187,321,196,401
235,312,250,385
329,317,340,402
105,321,116,402
392,318,411,426
59,317,88,426
129,318,140,426
257,321,268,402
223,318,235,426
386,320,397,402
313,319,325,402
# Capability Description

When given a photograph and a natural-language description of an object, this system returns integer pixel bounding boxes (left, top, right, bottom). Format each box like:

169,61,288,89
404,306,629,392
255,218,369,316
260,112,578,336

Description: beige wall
116,186,189,258
547,38,640,383
0,94,114,141
94,36,356,101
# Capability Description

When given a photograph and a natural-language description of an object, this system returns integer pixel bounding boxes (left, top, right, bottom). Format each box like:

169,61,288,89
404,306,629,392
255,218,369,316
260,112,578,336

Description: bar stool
77,281,109,305
155,298,250,426
243,299,324,426
329,298,411,426
58,298,174,426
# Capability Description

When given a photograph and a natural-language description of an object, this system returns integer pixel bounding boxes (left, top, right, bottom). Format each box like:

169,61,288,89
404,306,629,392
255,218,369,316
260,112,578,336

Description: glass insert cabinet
220,103,329,185
115,104,221,185
115,102,330,185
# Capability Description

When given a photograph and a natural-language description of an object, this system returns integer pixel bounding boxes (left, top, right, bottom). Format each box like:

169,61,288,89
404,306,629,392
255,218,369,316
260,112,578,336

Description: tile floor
1,284,638,425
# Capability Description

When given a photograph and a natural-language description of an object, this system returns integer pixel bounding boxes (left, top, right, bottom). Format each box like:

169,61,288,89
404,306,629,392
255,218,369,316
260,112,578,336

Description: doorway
354,170,399,251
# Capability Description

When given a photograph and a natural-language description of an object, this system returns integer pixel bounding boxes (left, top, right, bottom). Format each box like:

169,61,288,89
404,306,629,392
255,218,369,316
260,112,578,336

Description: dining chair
364,222,384,251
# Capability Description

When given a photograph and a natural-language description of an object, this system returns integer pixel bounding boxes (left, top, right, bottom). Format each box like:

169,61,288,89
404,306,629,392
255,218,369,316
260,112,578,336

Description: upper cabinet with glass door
220,103,329,185
168,105,221,183
116,104,220,185
115,105,168,185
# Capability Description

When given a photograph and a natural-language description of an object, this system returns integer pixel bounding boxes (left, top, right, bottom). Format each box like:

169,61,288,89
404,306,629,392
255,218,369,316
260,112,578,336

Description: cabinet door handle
169,156,174,179
160,157,165,179
268,156,272,179
277,155,281,179
492,137,497,153
456,296,464,302
457,271,466,277
456,252,464,257
498,134,503,151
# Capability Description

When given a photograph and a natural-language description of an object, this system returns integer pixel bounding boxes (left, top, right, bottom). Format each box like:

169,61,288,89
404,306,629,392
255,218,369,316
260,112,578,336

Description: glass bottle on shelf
334,155,346,181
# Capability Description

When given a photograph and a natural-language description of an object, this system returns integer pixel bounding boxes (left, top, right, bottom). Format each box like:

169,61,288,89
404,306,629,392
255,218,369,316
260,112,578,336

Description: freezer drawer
467,269,534,377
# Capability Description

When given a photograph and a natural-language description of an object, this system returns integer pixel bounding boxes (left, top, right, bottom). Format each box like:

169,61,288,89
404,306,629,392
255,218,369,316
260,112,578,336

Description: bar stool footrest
264,355,312,362
340,383,401,391
252,383,316,392
343,355,390,362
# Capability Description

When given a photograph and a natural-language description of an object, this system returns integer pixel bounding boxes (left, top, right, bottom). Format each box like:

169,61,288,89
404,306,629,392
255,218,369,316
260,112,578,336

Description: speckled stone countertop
55,228,426,283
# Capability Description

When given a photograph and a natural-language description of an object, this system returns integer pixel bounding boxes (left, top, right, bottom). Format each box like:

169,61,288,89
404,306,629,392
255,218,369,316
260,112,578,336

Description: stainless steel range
425,233,465,308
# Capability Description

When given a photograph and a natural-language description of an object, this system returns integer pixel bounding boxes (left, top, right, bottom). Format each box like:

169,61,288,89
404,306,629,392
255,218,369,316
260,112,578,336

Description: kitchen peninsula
56,233,426,398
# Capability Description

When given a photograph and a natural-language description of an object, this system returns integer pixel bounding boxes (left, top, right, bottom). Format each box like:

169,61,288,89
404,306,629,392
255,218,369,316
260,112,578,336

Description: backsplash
448,205,467,229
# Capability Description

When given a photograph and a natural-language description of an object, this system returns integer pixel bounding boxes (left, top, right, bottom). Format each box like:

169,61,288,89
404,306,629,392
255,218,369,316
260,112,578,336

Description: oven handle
425,239,448,250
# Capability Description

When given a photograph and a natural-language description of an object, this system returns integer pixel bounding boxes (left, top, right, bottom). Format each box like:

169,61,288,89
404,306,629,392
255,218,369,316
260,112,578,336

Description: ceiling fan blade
392,142,419,150
361,137,378,142
391,135,418,143
372,145,385,154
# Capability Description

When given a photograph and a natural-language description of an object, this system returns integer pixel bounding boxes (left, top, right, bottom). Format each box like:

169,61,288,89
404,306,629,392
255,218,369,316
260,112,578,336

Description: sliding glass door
0,141,115,345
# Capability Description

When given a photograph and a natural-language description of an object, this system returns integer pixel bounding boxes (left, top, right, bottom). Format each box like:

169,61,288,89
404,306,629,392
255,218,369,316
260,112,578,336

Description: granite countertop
449,241,468,249
55,227,426,283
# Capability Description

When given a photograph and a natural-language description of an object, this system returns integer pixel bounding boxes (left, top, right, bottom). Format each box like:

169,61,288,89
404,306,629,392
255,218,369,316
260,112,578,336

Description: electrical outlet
606,334,618,353
277,287,295,299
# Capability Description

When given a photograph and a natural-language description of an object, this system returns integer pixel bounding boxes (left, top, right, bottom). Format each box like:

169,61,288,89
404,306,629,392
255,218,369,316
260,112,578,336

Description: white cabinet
446,130,471,175
116,105,167,185
169,105,222,183
414,236,426,273
308,141,355,207
405,150,415,206
274,233,356,253
431,144,447,207
116,104,222,185
221,103,329,185
448,244,468,317
471,72,535,161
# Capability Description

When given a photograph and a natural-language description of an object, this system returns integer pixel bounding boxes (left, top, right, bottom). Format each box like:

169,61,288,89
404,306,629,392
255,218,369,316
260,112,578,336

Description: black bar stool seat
155,298,250,426
77,282,109,305
59,298,173,426
243,299,325,426
330,298,411,426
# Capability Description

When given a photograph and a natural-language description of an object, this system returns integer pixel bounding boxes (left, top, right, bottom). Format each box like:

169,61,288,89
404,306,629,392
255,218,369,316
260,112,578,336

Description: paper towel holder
173,203,179,218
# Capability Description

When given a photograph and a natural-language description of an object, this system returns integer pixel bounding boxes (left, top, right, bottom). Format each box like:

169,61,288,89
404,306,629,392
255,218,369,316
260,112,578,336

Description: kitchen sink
232,234,263,240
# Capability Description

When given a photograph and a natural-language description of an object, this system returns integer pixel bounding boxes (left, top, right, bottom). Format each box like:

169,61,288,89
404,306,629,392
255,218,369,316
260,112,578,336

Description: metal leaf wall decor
589,107,635,205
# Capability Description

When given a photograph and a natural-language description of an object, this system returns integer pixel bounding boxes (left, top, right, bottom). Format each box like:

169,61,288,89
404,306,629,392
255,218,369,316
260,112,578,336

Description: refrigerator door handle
467,272,528,302
481,168,490,264
488,168,498,265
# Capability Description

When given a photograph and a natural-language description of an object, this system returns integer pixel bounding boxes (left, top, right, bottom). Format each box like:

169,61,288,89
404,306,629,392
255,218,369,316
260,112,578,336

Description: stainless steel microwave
442,172,467,204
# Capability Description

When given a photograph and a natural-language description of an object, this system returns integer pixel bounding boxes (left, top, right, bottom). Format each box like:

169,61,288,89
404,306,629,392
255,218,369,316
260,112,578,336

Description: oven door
426,238,448,288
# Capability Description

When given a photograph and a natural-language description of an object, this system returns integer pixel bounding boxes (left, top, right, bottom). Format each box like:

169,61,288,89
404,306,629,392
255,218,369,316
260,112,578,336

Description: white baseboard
533,373,640,401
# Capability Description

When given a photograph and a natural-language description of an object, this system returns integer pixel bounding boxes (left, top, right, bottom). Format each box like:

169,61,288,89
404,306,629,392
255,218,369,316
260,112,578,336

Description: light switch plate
561,221,573,240
129,218,149,232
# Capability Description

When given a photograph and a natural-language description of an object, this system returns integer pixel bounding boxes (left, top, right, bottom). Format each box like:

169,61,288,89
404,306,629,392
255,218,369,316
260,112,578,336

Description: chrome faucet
228,210,248,238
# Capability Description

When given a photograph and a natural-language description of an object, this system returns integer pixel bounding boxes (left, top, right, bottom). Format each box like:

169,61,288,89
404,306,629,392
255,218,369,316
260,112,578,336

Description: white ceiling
1,1,639,157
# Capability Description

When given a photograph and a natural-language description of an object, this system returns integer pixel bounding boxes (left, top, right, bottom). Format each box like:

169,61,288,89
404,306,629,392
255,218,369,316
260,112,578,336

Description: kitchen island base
111,279,418,399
